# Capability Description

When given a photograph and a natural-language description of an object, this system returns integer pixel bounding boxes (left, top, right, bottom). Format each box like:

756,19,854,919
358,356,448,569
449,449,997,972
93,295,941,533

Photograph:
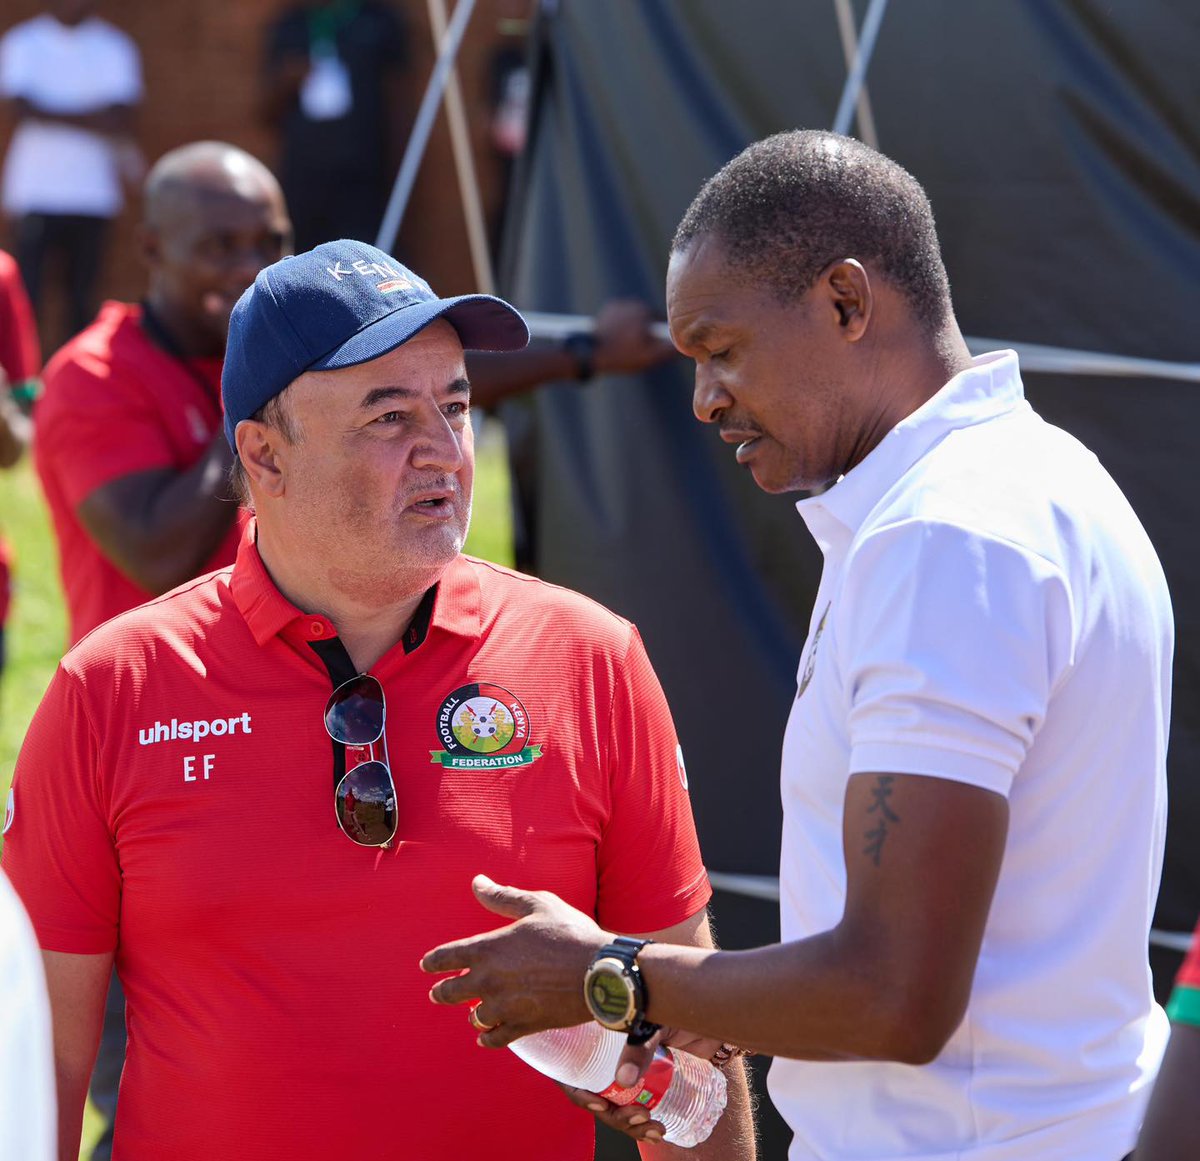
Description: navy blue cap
222,240,529,447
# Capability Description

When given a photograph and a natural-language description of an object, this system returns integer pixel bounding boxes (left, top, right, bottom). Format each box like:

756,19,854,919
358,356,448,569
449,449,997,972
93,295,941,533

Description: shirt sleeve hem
598,873,713,937
60,451,178,510
849,741,1015,796
29,923,118,956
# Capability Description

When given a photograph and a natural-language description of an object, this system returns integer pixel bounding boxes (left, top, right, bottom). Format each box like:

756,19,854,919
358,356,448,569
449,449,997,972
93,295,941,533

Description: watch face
586,958,636,1028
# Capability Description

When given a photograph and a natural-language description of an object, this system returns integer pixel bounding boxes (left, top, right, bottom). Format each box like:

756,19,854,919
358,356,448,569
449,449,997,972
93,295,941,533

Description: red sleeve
594,626,712,934
0,537,11,626
0,251,40,381
1175,923,1200,991
37,346,178,508
0,664,121,954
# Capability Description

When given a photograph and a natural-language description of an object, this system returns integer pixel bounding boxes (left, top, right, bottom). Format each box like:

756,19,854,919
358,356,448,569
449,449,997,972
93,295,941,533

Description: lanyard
139,300,222,411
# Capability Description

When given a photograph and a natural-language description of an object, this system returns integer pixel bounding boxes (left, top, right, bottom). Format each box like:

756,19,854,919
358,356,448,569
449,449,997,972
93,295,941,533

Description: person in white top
0,868,55,1161
0,0,143,337
419,130,1172,1161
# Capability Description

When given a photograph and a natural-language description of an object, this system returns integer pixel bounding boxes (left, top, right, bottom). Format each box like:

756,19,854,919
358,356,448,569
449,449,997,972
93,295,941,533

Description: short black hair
672,130,952,330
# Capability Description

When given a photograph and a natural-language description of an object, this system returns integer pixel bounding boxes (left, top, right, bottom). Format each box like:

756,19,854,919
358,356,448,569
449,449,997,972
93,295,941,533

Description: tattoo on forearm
863,775,900,866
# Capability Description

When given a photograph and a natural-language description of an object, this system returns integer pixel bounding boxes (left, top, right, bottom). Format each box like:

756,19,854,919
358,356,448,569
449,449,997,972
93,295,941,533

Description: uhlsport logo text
138,713,253,746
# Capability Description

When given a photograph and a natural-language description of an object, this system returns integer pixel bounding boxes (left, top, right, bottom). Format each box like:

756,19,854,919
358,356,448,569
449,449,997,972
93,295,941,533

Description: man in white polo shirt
0,1,142,338
422,130,1172,1161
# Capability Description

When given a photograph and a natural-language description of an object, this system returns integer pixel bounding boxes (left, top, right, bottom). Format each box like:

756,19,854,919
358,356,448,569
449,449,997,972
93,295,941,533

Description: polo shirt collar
796,350,1026,545
230,520,482,651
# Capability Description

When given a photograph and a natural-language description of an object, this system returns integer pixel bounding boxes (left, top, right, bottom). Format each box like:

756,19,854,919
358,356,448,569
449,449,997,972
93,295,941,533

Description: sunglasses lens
325,675,385,746
336,760,397,847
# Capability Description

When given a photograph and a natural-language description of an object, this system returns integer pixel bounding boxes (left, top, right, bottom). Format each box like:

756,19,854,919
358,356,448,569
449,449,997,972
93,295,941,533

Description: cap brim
309,294,529,373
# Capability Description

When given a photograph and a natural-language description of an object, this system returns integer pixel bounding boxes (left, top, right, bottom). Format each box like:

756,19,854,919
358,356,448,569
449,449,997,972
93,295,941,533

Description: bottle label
598,1048,675,1110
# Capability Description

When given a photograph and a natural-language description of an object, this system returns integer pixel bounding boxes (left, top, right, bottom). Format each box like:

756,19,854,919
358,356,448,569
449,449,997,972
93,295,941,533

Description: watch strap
588,936,660,1044
562,331,597,382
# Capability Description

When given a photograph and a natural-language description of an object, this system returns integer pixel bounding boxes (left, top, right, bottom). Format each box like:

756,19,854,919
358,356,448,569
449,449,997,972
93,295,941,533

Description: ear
823,259,872,342
235,420,287,499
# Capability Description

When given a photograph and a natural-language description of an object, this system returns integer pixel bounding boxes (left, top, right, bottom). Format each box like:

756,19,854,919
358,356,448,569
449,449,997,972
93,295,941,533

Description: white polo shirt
0,870,55,1161
770,351,1171,1160
0,15,142,217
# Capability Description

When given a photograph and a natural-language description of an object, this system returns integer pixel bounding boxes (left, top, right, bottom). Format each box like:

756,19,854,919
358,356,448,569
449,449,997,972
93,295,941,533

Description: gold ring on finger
469,1006,499,1033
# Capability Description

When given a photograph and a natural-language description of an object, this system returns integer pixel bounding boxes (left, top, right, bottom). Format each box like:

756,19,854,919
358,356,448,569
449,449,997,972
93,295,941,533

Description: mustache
718,418,765,439
399,476,462,502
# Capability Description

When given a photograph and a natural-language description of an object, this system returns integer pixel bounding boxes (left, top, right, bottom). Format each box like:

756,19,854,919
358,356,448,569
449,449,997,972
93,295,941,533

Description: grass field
0,417,513,1159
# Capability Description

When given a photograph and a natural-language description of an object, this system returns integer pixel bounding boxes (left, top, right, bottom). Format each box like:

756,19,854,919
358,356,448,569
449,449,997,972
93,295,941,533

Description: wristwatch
583,936,661,1046
562,331,597,382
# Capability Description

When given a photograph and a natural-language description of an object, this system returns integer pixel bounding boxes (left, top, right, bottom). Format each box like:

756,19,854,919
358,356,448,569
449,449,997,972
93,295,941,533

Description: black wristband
562,331,597,382
584,935,661,1045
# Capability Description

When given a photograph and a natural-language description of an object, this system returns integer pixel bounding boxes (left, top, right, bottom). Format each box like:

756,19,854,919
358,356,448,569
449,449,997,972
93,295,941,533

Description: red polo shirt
0,249,39,630
0,537,11,630
0,249,39,388
3,526,711,1159
34,301,244,644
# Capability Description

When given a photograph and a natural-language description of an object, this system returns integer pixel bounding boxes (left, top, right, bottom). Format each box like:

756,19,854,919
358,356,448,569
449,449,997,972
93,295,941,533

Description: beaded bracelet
710,1042,752,1068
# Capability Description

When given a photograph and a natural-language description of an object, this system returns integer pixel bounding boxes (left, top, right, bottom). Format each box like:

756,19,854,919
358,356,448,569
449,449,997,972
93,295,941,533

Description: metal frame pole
831,0,891,138
375,0,479,253
832,0,880,147
427,0,496,293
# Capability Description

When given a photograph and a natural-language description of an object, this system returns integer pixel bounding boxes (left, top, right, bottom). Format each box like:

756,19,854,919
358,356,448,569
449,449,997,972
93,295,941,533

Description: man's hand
557,1024,666,1143
421,875,605,1046
558,1025,729,1144
591,300,676,376
425,885,756,1155
562,1080,670,1144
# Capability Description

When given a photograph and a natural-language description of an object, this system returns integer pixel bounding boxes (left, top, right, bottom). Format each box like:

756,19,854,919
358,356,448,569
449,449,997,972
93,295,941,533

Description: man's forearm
77,432,240,595
128,435,239,590
54,1054,92,1161
425,779,1005,1068
40,951,112,1161
466,347,583,409
637,930,945,1066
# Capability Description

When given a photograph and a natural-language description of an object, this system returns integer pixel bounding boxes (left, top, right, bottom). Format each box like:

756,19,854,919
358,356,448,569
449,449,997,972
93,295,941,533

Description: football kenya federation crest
430,682,544,771
797,601,831,700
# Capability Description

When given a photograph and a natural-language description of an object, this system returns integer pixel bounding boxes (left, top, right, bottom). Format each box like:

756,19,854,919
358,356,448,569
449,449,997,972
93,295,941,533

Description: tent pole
831,0,880,147
831,0,890,139
426,0,496,293
375,0,479,254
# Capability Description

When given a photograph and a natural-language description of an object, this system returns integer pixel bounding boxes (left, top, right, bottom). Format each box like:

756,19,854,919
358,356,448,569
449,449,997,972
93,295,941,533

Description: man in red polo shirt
4,241,753,1160
29,140,290,1161
34,140,291,648
31,134,676,1159
0,247,40,684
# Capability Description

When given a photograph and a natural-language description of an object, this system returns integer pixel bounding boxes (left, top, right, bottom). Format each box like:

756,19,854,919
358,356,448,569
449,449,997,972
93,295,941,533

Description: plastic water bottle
509,1022,728,1146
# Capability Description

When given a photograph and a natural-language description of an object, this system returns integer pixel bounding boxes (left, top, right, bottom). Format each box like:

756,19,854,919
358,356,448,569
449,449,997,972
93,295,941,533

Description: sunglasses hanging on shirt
324,674,398,848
